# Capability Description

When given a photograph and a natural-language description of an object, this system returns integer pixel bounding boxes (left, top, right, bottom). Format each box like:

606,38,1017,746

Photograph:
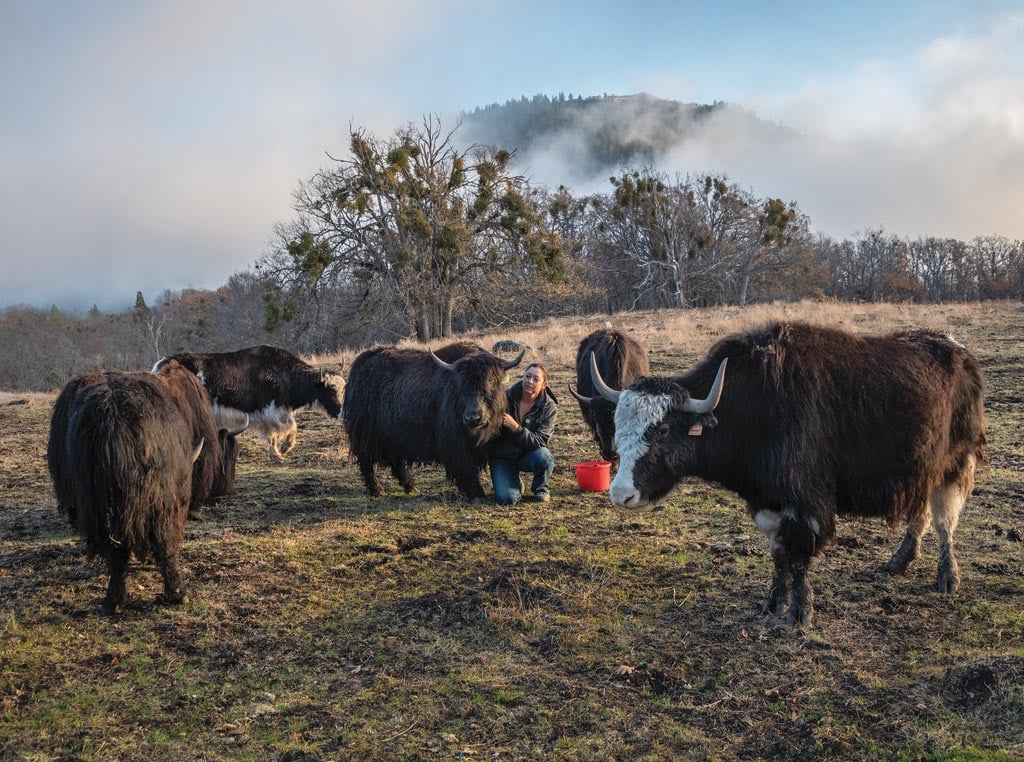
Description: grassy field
2,300,1023,761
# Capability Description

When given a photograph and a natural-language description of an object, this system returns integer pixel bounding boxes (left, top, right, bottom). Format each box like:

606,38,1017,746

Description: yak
344,342,524,501
593,322,987,627
567,328,649,462
47,361,246,613
154,345,343,461
48,363,247,516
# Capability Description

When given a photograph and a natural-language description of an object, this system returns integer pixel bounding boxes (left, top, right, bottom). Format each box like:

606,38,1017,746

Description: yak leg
102,546,131,615
390,460,417,493
764,550,791,617
755,505,820,626
155,544,188,605
882,510,929,574
358,456,383,496
787,557,815,628
932,488,962,595
277,412,298,458
754,509,790,616
267,433,286,462
450,464,485,504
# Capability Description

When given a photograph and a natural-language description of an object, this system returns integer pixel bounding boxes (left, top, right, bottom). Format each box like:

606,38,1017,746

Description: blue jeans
490,448,554,505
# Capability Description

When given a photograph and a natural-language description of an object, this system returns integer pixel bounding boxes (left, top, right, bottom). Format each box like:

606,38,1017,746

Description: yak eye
647,422,670,442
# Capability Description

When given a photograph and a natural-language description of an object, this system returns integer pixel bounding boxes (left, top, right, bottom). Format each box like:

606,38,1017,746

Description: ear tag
688,423,703,437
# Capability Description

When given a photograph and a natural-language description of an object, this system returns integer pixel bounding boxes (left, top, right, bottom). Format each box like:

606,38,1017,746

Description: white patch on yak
609,389,672,508
943,332,965,349
754,509,782,552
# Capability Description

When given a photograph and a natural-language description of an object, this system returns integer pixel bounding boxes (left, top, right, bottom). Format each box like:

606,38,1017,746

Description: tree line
2,118,1022,391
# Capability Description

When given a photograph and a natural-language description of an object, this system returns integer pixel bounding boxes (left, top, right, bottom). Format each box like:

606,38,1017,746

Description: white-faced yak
594,322,987,628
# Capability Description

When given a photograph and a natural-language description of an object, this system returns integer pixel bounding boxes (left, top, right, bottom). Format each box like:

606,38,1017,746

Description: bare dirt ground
2,301,1022,761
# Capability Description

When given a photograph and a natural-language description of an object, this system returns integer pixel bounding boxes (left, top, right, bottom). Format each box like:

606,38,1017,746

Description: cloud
507,14,1024,244
0,1,463,310
732,13,1024,240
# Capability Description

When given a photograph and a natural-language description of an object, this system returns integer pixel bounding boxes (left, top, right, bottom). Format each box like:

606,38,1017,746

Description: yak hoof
786,603,813,628
159,591,188,606
880,559,908,575
936,569,960,595
100,601,122,616
762,587,788,617
469,497,485,506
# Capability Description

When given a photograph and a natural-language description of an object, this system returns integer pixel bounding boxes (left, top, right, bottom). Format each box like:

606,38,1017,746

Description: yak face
432,348,522,442
311,372,344,420
212,426,245,495
453,358,507,434
609,371,724,508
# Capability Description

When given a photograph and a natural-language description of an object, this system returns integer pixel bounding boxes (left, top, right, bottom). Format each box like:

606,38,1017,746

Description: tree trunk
441,291,453,338
415,312,430,342
738,270,750,306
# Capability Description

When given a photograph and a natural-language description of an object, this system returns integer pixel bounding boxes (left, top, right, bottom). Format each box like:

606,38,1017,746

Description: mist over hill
460,93,798,192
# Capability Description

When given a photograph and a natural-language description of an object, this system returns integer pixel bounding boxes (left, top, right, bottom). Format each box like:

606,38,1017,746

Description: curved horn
191,438,205,464
567,383,594,405
225,415,250,437
589,351,620,403
682,358,728,414
429,349,456,372
501,348,526,370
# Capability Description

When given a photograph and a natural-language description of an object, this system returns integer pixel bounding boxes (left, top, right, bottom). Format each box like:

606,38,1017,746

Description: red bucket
575,461,612,492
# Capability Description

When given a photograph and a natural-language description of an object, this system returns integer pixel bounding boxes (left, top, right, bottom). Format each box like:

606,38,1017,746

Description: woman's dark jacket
489,381,558,461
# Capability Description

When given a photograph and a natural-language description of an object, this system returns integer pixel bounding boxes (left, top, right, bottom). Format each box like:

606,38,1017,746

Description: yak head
211,416,249,496
312,362,345,420
431,348,525,443
592,359,728,508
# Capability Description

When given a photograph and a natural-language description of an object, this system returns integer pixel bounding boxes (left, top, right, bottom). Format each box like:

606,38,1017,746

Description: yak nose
464,411,484,427
609,481,647,508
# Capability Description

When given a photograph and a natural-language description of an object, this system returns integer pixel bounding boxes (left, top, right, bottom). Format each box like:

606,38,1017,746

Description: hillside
460,92,797,185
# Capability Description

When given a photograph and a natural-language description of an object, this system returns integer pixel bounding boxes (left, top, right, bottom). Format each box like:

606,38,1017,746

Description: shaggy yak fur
154,345,343,461
568,328,650,462
47,361,245,613
603,322,987,628
343,342,523,500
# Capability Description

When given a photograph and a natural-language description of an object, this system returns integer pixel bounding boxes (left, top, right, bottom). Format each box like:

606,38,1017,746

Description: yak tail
66,393,191,561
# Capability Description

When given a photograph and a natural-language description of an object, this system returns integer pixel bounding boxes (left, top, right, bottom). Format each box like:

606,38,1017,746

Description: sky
2,0,1022,311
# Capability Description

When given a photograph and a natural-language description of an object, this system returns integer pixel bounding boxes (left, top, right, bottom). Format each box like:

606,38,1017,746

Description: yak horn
590,352,621,403
501,348,526,370
429,349,455,371
225,415,250,437
191,439,205,464
682,358,728,414
567,383,594,405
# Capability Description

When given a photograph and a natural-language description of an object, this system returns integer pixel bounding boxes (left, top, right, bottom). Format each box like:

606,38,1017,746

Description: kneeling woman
489,363,558,504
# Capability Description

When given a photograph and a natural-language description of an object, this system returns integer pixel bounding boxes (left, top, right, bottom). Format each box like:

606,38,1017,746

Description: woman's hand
502,413,520,431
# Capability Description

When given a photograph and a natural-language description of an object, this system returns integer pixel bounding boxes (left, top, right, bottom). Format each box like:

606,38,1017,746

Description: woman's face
522,366,547,398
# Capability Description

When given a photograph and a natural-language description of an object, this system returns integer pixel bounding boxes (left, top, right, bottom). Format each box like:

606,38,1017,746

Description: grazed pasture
2,301,1023,761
